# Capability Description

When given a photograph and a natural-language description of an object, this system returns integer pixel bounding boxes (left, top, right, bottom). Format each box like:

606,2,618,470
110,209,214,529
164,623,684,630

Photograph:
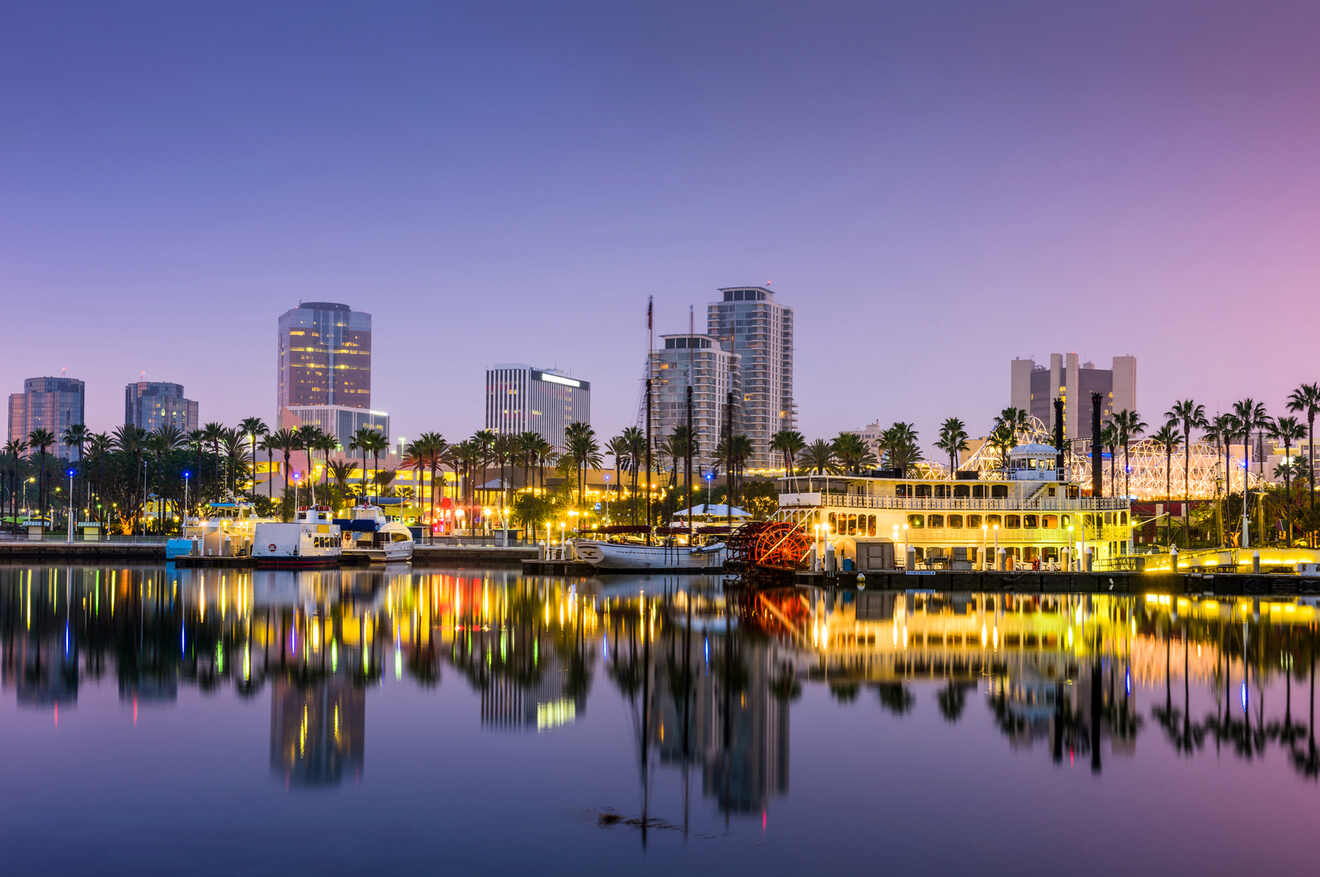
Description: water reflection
4,565,1320,812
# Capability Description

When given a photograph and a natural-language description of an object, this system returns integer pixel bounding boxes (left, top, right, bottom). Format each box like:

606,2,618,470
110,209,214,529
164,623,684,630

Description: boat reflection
4,565,1320,808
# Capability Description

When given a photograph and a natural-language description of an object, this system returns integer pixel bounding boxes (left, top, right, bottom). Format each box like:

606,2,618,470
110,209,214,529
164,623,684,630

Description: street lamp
993,523,1000,570
183,470,192,523
65,467,76,542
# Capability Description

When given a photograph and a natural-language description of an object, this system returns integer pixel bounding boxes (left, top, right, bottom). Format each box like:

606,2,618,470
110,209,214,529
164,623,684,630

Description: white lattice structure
952,416,1262,500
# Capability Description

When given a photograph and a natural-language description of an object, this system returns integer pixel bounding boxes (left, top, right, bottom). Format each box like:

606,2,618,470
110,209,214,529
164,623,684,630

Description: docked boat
338,504,415,564
252,507,342,569
574,531,726,571
166,501,268,559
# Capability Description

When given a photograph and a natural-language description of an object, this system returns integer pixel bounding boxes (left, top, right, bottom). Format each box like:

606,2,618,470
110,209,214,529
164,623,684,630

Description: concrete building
706,286,795,469
7,376,85,460
649,334,740,474
285,404,389,450
276,302,372,424
1010,354,1136,442
484,364,590,453
124,381,199,433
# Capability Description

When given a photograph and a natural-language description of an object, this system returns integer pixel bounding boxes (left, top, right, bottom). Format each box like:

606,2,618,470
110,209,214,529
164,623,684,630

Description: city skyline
6,2,1320,449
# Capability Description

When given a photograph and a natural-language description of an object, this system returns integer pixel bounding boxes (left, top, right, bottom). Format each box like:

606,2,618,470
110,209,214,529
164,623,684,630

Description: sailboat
574,299,727,572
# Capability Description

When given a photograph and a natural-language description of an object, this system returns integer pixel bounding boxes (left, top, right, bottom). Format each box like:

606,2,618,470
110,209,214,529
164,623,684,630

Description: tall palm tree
988,422,1016,479
619,426,646,521
3,439,27,524
147,425,187,529
996,407,1031,444
238,417,269,500
833,432,875,475
492,432,519,516
1288,383,1320,543
1274,416,1308,545
1101,421,1119,497
201,421,227,497
266,428,302,519
472,429,496,515
1165,400,1206,545
936,417,969,478
878,423,920,475
564,422,602,510
221,428,246,498
801,439,837,475
1232,399,1269,545
61,423,90,523
348,426,378,503
1204,413,1238,546
770,429,806,476
295,425,327,504
1111,409,1146,499
27,428,55,526
605,434,630,514
1151,423,1181,546
404,432,446,535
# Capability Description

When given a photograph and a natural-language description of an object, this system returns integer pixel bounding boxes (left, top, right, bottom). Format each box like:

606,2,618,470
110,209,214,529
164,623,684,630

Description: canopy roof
672,503,749,518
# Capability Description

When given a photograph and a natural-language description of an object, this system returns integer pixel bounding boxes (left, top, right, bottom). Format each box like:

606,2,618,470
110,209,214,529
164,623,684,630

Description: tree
988,422,1016,478
62,423,90,523
1273,416,1308,545
1287,383,1320,542
833,432,877,475
1151,423,1181,546
1204,413,1238,546
935,418,969,478
877,423,920,475
349,427,383,504
238,417,269,500
1112,409,1146,499
619,426,646,522
3,439,27,525
996,407,1030,443
266,428,302,520
770,429,806,476
801,439,837,474
1165,399,1205,545
605,434,630,515
27,428,55,526
564,422,602,512
1101,421,1119,498
1232,399,1269,544
201,421,227,497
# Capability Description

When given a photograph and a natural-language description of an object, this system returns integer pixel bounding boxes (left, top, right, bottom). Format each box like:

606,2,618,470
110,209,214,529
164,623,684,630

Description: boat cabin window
1042,514,1058,528
1023,514,1038,528
1004,515,1020,529
990,485,1008,499
933,484,949,498
948,514,963,528
966,514,982,528
392,532,410,542
928,514,944,528
987,514,1002,527
895,484,908,498
972,485,986,499
914,484,932,498
1061,514,1072,528
907,514,924,528
953,485,970,498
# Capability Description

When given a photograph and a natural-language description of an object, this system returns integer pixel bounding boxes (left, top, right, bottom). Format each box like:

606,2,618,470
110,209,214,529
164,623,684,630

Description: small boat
167,500,268,559
252,507,342,569
338,504,415,564
574,537,726,571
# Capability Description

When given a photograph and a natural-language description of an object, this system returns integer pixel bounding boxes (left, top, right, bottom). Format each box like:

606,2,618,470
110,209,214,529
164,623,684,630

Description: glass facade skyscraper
125,381,199,433
276,302,372,422
485,364,590,452
648,335,740,474
7,376,86,461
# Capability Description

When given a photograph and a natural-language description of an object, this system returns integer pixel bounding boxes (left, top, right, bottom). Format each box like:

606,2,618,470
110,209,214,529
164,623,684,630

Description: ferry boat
166,501,267,559
338,504,415,564
252,507,342,569
778,444,1133,571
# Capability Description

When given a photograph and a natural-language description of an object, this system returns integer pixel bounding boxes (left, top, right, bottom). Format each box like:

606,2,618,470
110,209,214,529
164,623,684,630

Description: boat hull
253,556,340,569
573,540,725,571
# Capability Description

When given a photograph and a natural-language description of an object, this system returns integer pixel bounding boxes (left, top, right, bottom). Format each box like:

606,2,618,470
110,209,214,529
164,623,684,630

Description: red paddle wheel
727,521,812,572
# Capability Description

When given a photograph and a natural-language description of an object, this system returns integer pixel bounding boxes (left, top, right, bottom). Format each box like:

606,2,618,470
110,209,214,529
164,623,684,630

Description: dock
0,540,537,568
795,568,1320,596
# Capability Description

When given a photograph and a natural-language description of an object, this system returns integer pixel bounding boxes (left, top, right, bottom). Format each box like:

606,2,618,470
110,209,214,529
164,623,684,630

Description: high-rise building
706,286,795,469
1010,353,1137,441
8,376,85,461
484,364,590,452
276,302,372,423
124,381,199,433
285,404,390,450
649,334,740,474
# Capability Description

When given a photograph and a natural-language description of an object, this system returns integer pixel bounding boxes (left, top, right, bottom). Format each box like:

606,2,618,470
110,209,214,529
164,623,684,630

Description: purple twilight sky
4,0,1320,450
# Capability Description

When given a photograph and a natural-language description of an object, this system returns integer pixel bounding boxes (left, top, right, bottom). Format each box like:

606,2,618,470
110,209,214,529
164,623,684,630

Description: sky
5,0,1320,451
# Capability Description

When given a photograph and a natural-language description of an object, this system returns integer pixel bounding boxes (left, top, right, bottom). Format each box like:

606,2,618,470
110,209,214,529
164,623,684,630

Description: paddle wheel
726,521,812,572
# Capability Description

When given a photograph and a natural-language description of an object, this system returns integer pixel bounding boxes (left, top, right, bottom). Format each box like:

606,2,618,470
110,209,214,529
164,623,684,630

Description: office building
706,286,795,469
7,376,85,461
276,302,372,425
1010,353,1137,442
284,404,390,450
485,364,590,452
124,381,199,433
648,334,740,474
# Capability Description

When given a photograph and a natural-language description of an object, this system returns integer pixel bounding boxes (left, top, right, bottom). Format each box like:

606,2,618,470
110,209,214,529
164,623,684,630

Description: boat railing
782,494,1129,512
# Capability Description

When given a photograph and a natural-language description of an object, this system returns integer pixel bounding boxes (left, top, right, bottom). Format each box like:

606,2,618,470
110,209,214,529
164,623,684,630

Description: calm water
2,565,1318,875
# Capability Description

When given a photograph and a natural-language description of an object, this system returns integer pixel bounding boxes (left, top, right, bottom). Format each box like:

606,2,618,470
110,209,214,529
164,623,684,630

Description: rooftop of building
717,286,775,301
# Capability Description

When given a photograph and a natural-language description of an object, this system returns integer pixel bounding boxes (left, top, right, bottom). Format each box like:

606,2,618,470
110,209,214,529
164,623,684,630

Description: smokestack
1053,397,1065,474
1091,392,1103,497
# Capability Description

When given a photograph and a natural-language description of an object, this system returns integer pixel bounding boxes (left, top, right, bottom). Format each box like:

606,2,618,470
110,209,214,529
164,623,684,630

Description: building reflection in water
5,563,1320,805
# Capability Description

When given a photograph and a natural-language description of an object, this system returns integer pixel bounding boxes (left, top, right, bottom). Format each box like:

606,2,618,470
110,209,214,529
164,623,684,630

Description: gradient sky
5,0,1320,450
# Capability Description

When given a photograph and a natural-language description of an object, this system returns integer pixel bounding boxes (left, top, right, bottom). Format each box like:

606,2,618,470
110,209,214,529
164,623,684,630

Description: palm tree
3,439,27,525
61,423,89,524
492,432,518,516
326,459,355,498
472,429,496,515
1288,383,1320,542
256,433,276,502
27,428,55,526
564,422,602,511
1151,423,1181,546
1111,409,1146,499
1101,421,1119,497
147,425,187,530
1165,399,1205,544
833,432,876,475
997,407,1031,443
801,439,837,475
348,426,379,504
1274,416,1308,545
619,426,646,522
295,425,325,504
770,429,806,476
266,428,302,519
878,422,920,475
238,417,268,500
988,421,1016,478
936,418,969,478
605,434,630,514
201,421,227,496
221,428,246,498
1204,413,1238,546
404,433,446,536
1233,399,1269,545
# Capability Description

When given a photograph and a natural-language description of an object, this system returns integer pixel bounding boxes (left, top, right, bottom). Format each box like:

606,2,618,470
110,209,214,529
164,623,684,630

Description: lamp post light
993,523,1000,570
66,468,76,542
182,470,192,521
981,523,989,570
902,522,910,569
